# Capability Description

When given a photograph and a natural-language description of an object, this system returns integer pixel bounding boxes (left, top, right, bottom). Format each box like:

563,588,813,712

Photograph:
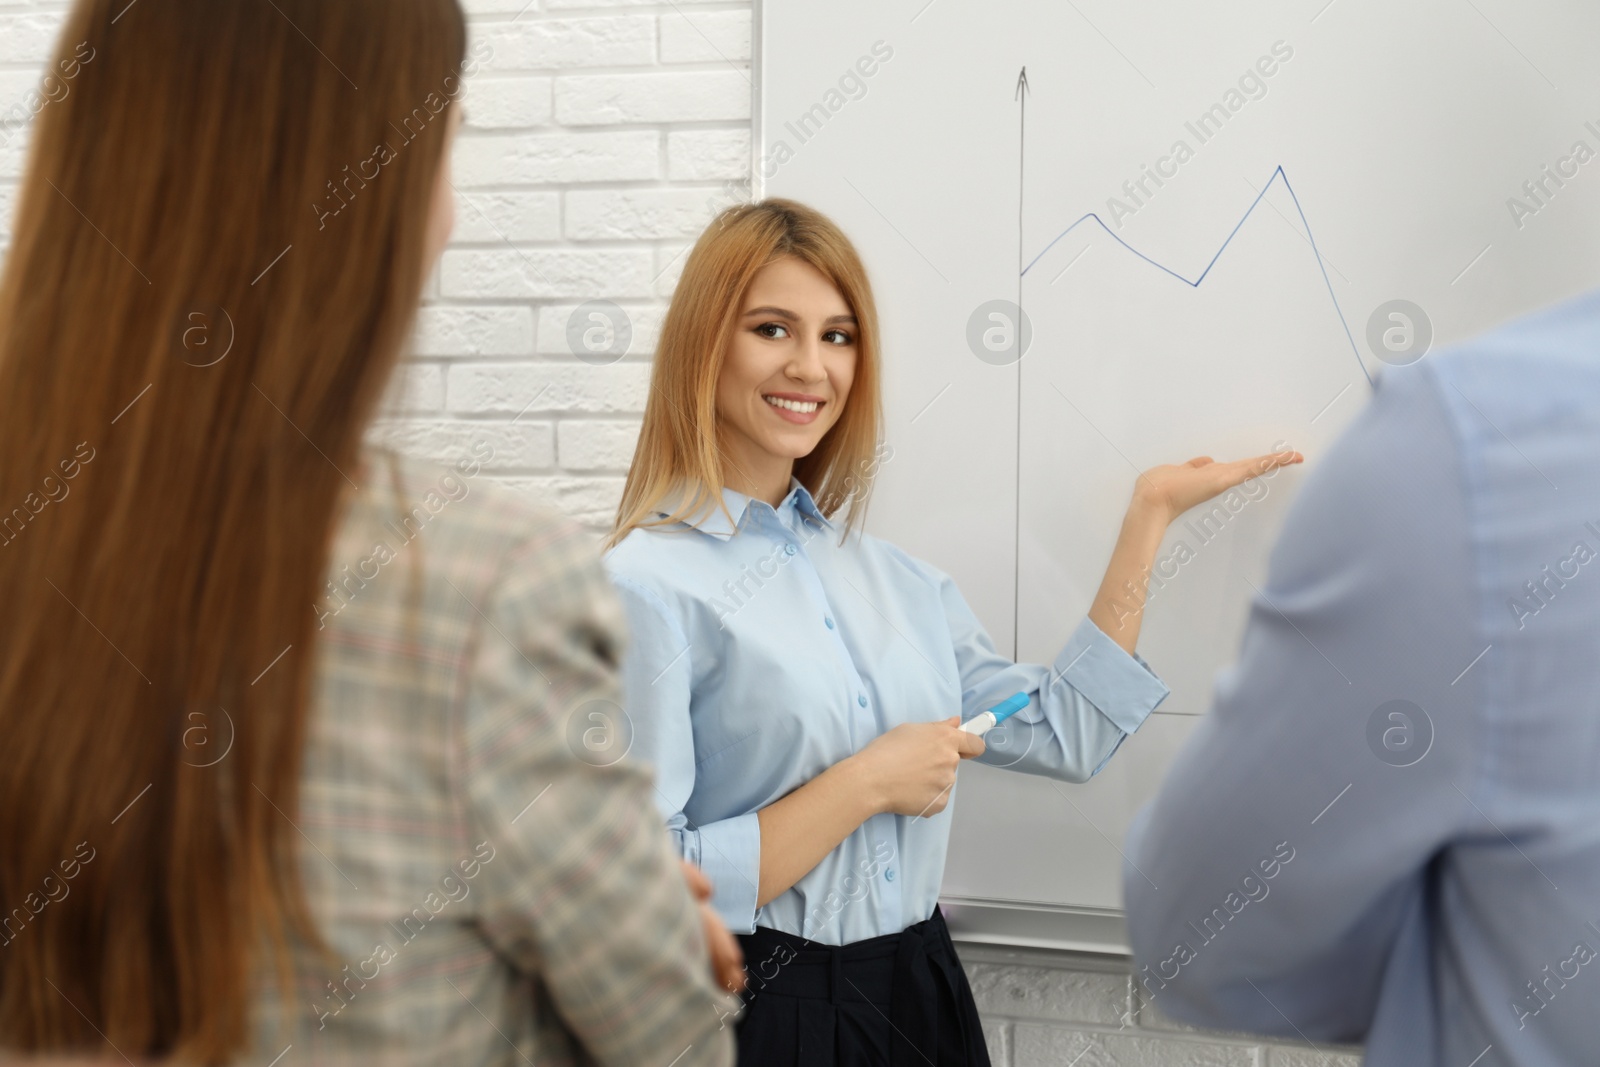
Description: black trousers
732,906,991,1066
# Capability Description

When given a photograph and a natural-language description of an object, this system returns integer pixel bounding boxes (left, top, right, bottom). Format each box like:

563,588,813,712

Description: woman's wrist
832,753,884,820
1111,498,1169,571
1124,491,1171,534
1085,493,1174,654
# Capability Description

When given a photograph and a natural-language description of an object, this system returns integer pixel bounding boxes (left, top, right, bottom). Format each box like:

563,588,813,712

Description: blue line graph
1021,166,1373,387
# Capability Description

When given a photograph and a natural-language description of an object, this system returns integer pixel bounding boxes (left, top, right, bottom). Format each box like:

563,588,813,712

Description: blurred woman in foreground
0,1,738,1062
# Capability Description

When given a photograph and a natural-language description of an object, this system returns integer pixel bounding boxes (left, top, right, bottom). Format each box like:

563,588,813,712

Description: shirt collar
654,476,834,541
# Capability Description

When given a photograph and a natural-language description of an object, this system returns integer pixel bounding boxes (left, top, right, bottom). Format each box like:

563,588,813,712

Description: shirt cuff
686,810,763,935
1044,614,1170,734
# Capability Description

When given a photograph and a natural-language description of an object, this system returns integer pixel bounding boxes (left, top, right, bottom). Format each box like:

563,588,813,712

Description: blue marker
958,691,1030,736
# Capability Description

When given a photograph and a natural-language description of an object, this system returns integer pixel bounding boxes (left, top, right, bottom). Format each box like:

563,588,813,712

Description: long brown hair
0,0,467,1058
604,199,885,551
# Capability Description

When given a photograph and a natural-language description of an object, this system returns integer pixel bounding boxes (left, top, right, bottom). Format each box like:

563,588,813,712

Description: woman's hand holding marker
959,691,1032,736
849,717,986,819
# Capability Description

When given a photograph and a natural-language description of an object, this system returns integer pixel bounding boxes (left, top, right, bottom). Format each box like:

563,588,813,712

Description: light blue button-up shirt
603,476,1170,945
1123,288,1600,1066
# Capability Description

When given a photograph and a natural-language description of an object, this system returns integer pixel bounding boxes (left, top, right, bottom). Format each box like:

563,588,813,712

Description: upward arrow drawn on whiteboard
1015,65,1029,289
1012,65,1029,661
1021,163,1374,388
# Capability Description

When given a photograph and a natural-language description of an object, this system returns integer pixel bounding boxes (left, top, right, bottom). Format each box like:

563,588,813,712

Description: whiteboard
756,0,1600,950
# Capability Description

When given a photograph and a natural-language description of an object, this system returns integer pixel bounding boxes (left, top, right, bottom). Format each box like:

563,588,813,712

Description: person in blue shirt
1121,289,1600,1066
601,198,1299,1066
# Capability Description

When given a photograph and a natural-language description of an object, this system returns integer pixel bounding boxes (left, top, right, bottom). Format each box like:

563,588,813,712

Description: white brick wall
0,5,1368,1063
401,2,753,529
0,0,754,535
959,944,1364,1067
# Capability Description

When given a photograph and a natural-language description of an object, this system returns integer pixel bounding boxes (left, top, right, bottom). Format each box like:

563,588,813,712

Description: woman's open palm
1134,448,1304,525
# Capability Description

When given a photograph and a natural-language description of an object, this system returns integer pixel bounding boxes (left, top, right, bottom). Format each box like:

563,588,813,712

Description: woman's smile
763,392,825,424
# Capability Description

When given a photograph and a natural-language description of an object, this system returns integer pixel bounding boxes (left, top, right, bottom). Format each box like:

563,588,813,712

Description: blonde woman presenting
602,199,1300,1066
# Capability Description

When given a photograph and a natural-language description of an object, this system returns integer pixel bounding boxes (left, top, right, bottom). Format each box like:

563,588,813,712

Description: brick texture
0,0,753,537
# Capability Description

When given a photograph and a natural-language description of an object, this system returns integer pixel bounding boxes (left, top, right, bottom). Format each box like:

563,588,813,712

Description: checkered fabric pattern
243,448,738,1067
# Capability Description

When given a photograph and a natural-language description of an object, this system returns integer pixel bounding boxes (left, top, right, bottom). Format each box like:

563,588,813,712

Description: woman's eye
756,323,789,339
823,329,853,346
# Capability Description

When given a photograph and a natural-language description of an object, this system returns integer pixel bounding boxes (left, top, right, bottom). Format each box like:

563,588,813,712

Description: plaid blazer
243,448,738,1066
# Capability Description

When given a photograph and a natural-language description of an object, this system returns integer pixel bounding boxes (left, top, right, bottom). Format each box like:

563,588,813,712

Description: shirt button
857,694,868,707
784,543,797,556
825,616,835,629
885,868,895,882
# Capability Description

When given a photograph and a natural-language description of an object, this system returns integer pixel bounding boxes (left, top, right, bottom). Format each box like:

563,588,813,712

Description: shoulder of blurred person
1121,284,1600,1057
1421,286,1600,425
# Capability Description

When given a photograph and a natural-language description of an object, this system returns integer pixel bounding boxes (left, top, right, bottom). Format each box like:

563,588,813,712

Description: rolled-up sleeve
460,532,737,1067
610,574,764,934
1048,614,1171,737
911,551,1170,782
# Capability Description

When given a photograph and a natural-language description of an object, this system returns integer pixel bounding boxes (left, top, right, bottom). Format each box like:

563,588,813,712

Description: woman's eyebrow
742,306,857,326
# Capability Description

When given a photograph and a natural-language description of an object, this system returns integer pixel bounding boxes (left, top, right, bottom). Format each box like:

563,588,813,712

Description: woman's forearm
755,756,879,908
1087,498,1170,656
752,500,1168,910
